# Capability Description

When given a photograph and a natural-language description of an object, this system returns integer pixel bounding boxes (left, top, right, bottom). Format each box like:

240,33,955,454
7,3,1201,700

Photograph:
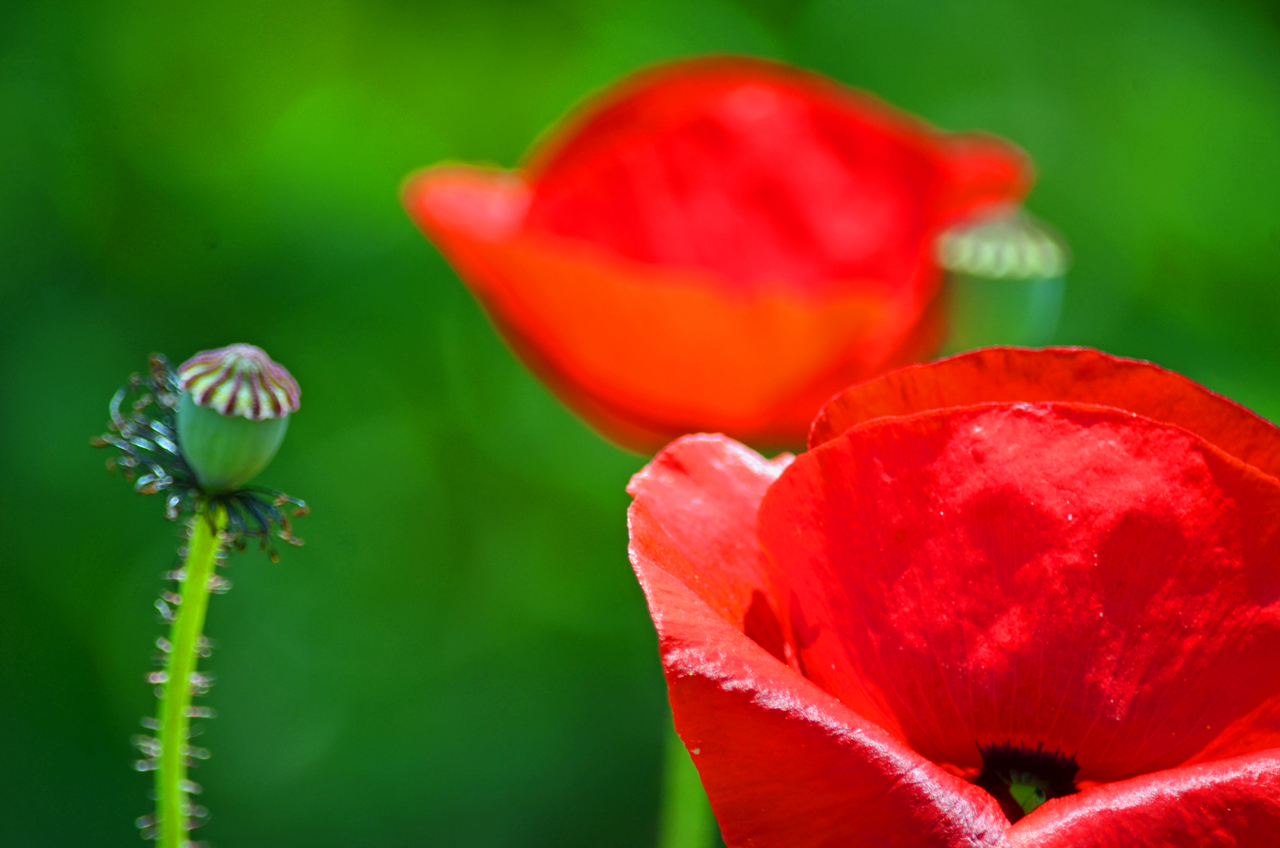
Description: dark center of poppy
975,741,1079,823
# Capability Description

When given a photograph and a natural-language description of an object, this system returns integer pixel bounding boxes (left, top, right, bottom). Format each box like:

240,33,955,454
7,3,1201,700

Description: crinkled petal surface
404,58,1031,449
628,435,1010,847
762,403,1280,784
809,348,1280,480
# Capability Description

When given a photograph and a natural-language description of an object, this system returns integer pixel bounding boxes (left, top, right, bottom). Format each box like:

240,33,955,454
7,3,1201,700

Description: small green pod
936,209,1070,354
175,344,300,492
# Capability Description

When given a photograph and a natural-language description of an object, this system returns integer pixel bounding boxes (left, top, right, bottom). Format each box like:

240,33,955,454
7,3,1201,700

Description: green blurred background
3,0,1279,844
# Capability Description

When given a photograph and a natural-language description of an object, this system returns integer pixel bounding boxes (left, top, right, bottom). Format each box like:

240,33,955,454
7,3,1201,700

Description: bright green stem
156,505,225,848
657,720,718,848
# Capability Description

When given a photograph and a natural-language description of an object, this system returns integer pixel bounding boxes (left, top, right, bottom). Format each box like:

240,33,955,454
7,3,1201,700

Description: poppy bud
175,344,300,492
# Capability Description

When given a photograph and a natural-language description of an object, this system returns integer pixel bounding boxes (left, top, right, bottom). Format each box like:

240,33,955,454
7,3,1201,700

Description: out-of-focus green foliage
2,0,1277,845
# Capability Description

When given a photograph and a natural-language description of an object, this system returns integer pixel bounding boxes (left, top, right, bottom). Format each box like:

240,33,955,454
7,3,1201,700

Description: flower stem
657,720,718,848
156,504,225,848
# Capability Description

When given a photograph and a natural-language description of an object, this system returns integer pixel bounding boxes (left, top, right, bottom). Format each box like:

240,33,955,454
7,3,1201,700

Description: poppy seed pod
175,345,300,492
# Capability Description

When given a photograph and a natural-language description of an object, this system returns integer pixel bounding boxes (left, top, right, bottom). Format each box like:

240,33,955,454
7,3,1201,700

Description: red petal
405,167,931,450
809,348,1280,481
1007,751,1280,846
933,136,1034,225
627,434,793,631
628,435,1010,847
761,403,1280,783
524,56,1029,296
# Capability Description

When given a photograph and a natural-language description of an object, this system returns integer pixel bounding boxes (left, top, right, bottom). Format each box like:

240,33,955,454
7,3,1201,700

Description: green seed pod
936,209,1071,353
175,344,300,492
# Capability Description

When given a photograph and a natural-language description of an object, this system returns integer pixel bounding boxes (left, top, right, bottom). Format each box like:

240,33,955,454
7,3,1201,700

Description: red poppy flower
627,347,1280,846
403,57,1031,451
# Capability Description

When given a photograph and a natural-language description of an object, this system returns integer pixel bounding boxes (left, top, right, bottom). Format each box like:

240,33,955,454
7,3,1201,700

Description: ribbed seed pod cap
176,345,300,492
937,209,1070,280
178,343,300,421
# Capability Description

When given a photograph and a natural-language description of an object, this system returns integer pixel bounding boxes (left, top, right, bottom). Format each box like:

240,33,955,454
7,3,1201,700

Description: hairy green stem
657,720,718,848
156,504,225,848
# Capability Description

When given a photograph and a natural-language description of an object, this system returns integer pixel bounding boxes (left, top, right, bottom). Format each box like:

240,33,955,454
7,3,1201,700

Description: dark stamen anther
975,741,1079,823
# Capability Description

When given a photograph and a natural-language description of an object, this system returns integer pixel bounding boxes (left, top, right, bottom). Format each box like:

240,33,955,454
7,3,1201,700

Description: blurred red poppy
628,347,1280,846
403,57,1031,451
